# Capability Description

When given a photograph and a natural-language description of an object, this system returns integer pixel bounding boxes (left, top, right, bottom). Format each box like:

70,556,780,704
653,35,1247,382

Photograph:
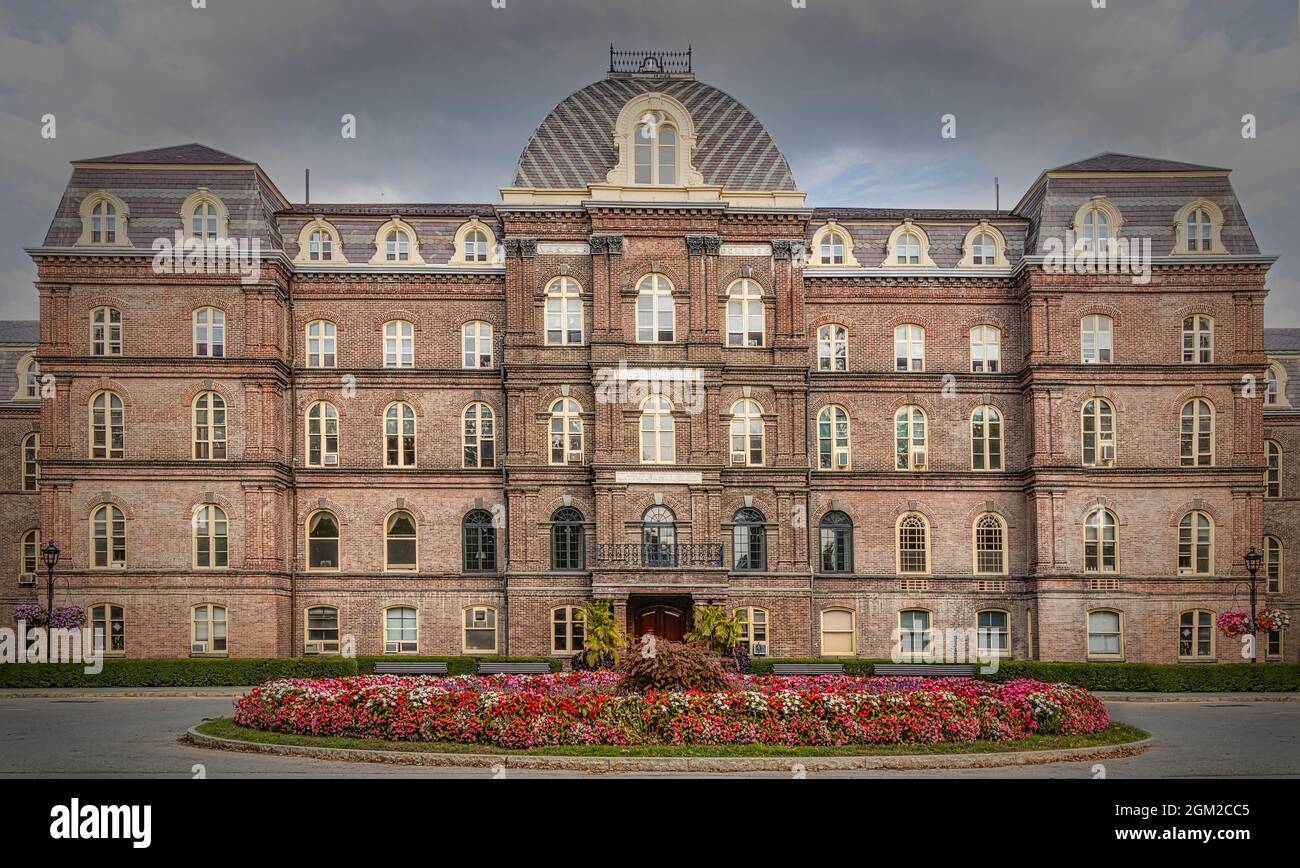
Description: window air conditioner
304,642,322,655
191,642,208,654
911,449,928,470
752,643,768,657
318,560,333,568
384,642,401,654
835,450,849,469
1101,444,1116,463
731,453,746,465
18,574,35,587
323,454,338,465
567,450,583,464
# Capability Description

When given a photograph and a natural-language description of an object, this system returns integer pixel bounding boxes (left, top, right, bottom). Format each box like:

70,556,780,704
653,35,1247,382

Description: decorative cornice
588,234,624,255
684,235,721,256
502,237,537,258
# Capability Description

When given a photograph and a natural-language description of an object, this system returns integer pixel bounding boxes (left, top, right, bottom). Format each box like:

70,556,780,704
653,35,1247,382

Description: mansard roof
813,208,1021,222
75,143,254,165
1046,152,1228,174
0,320,38,345
279,203,497,217
1265,329,1300,353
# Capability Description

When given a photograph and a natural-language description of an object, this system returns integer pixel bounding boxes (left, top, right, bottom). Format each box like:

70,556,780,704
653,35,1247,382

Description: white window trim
958,221,1010,267
76,190,131,247
368,217,426,265
1171,198,1228,255
293,218,348,264
808,221,861,268
448,217,501,266
179,189,230,242
882,221,937,268
604,92,705,189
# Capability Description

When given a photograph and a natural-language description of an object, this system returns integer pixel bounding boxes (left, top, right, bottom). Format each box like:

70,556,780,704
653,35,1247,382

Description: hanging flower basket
48,606,86,630
1217,610,1253,638
13,603,46,627
1255,608,1293,633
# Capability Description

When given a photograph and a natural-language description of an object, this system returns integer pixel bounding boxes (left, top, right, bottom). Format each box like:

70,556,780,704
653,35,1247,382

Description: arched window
1080,206,1111,250
1265,365,1282,405
894,405,927,470
819,229,846,265
1178,510,1214,575
305,320,336,368
17,356,38,400
725,279,765,348
1182,315,1213,364
21,433,38,491
971,406,1003,471
729,399,764,466
308,227,332,261
1179,610,1214,659
384,606,418,654
732,507,766,571
1267,440,1281,498
193,308,225,358
193,392,227,460
90,504,125,568
384,402,416,467
385,228,411,262
817,324,848,371
90,603,125,655
735,607,769,656
190,199,221,241
464,228,488,262
1186,209,1212,252
1084,509,1117,572
899,609,932,656
970,232,997,265
305,402,339,466
191,604,227,655
91,307,122,356
633,112,679,185
545,277,583,345
550,506,585,571
384,510,417,571
1265,535,1283,593
306,510,339,570
551,606,586,653
462,321,493,369
974,513,1006,575
635,274,675,343
1179,399,1214,466
820,608,855,656
639,395,675,464
462,402,495,468
91,199,118,243
1082,398,1116,466
463,606,498,653
970,325,1001,373
817,405,850,470
819,510,853,573
977,610,1009,657
895,230,922,265
641,505,676,567
894,324,924,371
21,529,39,576
383,321,414,368
1080,315,1113,364
1087,610,1122,658
193,504,228,569
462,509,497,573
897,513,929,574
549,398,583,465
89,391,124,459
305,606,340,654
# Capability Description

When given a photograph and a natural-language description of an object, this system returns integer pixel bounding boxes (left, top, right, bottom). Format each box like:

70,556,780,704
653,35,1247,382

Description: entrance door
635,605,685,641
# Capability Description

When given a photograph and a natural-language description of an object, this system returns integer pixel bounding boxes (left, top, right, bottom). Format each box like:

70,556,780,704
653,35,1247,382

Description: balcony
595,543,724,569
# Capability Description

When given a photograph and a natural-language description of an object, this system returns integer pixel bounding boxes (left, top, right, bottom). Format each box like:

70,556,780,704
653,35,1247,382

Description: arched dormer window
1266,364,1288,407
606,93,704,189
15,356,38,400
293,218,347,264
884,222,937,268
77,191,130,246
959,222,1009,267
1172,199,1227,255
179,189,229,242
449,218,500,266
369,218,425,265
1072,197,1122,251
809,222,861,268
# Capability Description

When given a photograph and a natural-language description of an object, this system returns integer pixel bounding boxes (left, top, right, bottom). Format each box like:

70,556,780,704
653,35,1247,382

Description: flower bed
232,674,1108,749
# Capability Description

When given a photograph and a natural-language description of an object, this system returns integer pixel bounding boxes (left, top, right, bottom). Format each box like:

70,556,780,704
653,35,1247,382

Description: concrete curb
1095,693,1300,702
0,688,245,698
183,725,1150,772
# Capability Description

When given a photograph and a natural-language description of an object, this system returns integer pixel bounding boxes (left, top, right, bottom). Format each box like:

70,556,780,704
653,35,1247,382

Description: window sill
189,652,228,659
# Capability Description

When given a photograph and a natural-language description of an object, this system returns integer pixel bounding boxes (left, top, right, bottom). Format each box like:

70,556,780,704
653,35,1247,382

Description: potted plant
1255,608,1293,633
1217,610,1253,638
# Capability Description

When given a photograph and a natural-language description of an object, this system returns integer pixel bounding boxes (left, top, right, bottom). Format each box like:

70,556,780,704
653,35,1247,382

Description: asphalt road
0,696,1296,778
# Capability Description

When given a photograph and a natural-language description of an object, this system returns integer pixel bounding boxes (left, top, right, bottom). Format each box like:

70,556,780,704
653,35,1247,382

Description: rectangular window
1088,611,1122,657
821,610,854,656
464,607,497,653
384,608,418,654
977,611,1009,656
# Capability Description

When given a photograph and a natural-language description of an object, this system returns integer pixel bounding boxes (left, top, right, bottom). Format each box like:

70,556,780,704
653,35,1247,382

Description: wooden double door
632,601,690,641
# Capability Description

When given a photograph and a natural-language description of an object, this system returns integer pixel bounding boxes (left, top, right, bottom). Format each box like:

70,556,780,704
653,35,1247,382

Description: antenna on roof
305,168,310,205
994,177,999,211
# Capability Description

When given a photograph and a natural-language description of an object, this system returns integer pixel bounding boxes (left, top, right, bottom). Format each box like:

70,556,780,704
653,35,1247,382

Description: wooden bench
769,663,845,676
372,661,449,676
872,664,979,677
477,662,553,675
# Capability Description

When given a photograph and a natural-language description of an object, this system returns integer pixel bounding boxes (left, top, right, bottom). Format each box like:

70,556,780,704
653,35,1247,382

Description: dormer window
465,230,488,261
1082,208,1108,247
820,231,846,265
607,93,703,189
386,229,410,261
310,229,332,260
1172,199,1226,255
193,202,218,240
449,218,498,267
1072,198,1122,252
77,191,130,247
369,218,425,265
179,190,229,242
635,113,678,184
92,201,117,244
971,233,996,264
884,223,936,268
294,218,346,264
1188,209,1211,251
896,232,920,265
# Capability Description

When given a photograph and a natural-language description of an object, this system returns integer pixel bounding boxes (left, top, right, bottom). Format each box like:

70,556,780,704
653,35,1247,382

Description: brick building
3,52,1293,662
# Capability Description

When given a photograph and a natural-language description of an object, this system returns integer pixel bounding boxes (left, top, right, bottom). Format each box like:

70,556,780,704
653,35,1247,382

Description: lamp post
1243,546,1262,664
40,540,61,648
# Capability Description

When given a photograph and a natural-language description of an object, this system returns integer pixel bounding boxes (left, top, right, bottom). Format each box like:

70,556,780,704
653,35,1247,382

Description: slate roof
280,203,498,217
514,77,797,191
814,207,1021,222
1265,329,1300,353
76,143,253,165
0,321,38,344
1046,152,1227,173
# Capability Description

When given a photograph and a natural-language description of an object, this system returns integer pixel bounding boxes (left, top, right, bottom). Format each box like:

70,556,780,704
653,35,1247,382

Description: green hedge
749,658,889,676
980,661,1300,692
354,656,562,676
0,657,358,688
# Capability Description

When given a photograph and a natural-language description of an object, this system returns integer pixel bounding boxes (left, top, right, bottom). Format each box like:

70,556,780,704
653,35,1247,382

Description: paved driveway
0,696,1296,778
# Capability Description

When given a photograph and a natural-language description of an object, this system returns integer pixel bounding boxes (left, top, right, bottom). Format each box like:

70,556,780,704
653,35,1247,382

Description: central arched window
305,606,340,654
384,607,418,654
817,324,848,371
970,325,1001,373
636,274,675,343
193,392,227,460
639,395,675,464
1082,398,1116,466
385,228,411,262
462,509,497,573
894,324,925,371
897,513,929,574
384,321,414,368
462,402,495,468
729,399,764,466
191,200,220,241
895,405,927,470
819,510,853,573
193,307,225,358
305,402,339,466
1178,510,1214,575
549,398,583,465
91,307,122,356
307,510,339,570
725,279,764,347
462,321,493,369
1267,440,1281,498
641,505,677,567
91,199,118,244
545,277,583,345
1080,315,1113,364
974,513,1007,575
464,228,488,262
970,406,1002,471
1084,508,1117,572
21,433,38,491
1182,315,1213,364
817,405,850,470
306,320,336,368
89,391,124,459
385,510,417,571
91,504,125,568
732,507,766,571
550,507,585,571
1179,399,1214,466
193,504,228,569
384,402,416,467
895,231,921,265
634,112,678,185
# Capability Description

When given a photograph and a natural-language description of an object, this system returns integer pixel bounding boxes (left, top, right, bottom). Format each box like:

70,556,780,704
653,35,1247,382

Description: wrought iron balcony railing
595,543,724,569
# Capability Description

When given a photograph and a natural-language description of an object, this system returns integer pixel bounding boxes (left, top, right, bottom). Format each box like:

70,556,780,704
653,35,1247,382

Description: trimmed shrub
0,657,358,688
353,656,562,676
749,658,888,677
616,641,729,693
981,661,1300,692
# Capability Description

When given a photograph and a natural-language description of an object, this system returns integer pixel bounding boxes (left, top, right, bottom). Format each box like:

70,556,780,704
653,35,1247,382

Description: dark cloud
0,0,1296,320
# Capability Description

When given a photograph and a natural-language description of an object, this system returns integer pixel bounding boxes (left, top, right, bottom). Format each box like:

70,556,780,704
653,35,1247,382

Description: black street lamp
1243,546,1263,664
40,540,61,647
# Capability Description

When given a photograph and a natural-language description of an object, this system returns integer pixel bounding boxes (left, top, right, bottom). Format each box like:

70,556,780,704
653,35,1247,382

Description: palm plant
686,605,744,656
577,600,625,668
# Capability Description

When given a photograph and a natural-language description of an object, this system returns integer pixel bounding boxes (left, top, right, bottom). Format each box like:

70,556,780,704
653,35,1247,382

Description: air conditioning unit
1178,567,1193,576
747,339,761,348
18,574,35,587
567,450,583,464
911,449,928,470
323,454,338,465
752,642,768,657
731,453,746,465
385,642,401,654
1100,444,1116,464
191,642,208,654
835,450,849,469
318,560,333,569
304,642,322,655
1083,357,1097,364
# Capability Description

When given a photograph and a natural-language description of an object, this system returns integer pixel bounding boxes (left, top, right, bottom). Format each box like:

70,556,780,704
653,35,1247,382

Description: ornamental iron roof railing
609,45,692,76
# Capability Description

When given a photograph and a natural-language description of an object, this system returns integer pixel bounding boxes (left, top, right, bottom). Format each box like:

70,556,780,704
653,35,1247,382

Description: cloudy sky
0,0,1296,322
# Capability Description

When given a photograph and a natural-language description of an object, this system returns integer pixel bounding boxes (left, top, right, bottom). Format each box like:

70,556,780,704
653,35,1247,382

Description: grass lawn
194,718,1148,758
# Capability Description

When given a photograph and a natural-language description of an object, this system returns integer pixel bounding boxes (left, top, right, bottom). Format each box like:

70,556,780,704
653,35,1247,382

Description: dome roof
512,77,797,192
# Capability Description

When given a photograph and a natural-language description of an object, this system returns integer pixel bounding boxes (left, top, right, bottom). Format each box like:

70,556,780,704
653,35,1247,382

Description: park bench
769,663,845,676
372,661,449,676
477,661,553,675
872,664,979,677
